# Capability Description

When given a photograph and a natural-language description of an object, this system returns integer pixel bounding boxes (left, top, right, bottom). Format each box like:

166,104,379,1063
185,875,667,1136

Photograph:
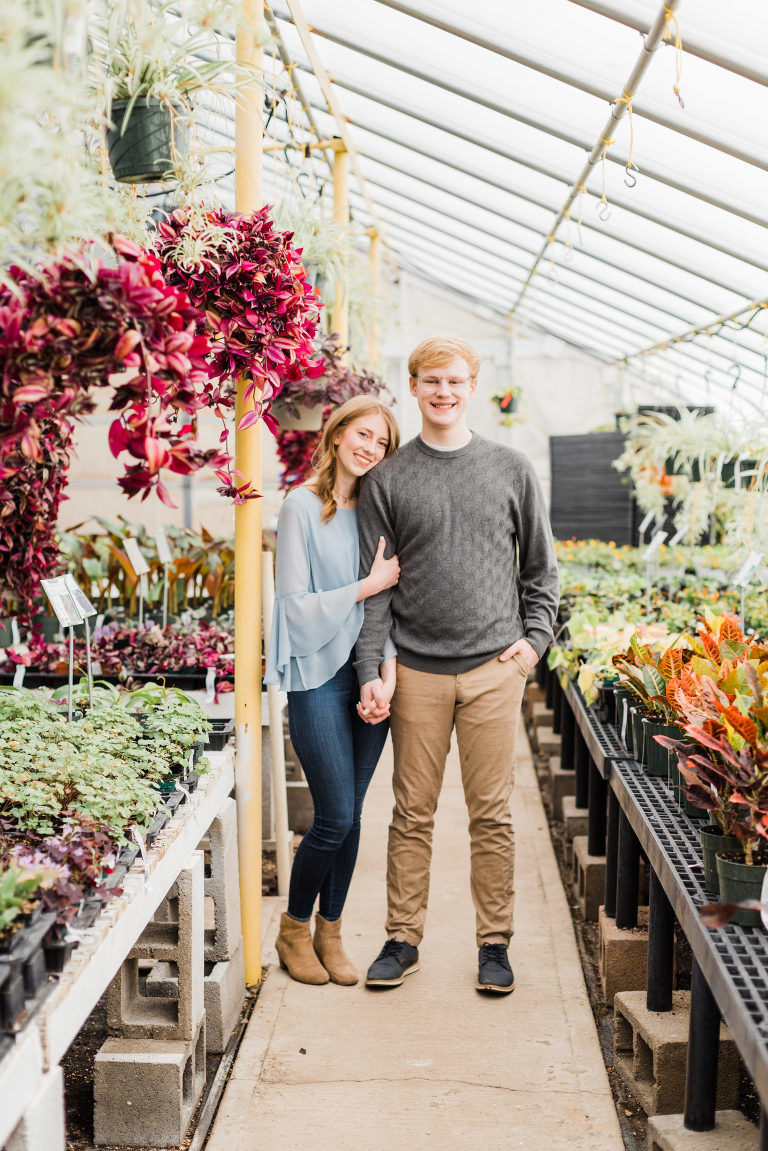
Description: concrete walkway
207,726,623,1151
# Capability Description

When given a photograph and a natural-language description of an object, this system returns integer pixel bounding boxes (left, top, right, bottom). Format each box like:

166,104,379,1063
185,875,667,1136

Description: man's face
409,354,476,435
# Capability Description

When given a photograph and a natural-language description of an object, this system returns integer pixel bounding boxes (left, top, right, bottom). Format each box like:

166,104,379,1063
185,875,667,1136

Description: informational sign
64,574,97,618
642,530,668,562
733,550,764,589
124,537,150,576
154,526,173,565
40,576,83,628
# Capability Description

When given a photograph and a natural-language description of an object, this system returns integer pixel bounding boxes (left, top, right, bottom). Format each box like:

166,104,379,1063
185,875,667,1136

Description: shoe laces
480,943,509,966
379,938,407,959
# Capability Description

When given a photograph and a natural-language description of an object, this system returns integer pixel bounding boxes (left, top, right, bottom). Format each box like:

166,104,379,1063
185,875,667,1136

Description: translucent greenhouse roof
219,0,768,410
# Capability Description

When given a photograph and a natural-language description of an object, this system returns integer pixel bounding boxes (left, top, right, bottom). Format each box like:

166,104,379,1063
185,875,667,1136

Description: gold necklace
333,489,356,505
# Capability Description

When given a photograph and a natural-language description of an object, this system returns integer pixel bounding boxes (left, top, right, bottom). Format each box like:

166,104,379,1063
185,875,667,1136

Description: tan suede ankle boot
313,913,358,985
275,913,329,984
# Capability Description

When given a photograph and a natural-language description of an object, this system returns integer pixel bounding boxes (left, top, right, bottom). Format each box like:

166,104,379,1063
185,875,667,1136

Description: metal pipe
604,789,620,917
261,553,292,898
647,869,675,1012
575,729,590,809
513,0,684,312
279,5,767,173
263,5,333,174
332,141,350,347
316,98,768,277
292,59,768,232
234,0,264,989
357,147,757,302
561,696,577,770
616,809,640,929
567,0,768,90
684,959,720,1131
618,298,768,363
587,760,607,856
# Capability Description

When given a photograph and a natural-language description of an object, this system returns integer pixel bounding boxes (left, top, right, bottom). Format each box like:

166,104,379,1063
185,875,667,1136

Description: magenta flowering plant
155,204,324,496
0,237,224,506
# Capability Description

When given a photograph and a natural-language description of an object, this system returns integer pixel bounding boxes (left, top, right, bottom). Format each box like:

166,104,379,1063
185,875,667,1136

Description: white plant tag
95,614,105,631
668,523,688,547
10,619,20,646
205,667,216,703
92,661,103,676
131,826,152,892
638,510,655,536
13,664,25,688
733,550,764,588
64,574,96,617
761,867,768,932
41,576,83,627
124,537,150,576
643,530,668,561
154,526,173,565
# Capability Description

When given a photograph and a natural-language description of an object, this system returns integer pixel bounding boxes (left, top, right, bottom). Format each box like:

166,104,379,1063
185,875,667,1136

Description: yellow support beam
332,141,349,350
234,0,264,989
368,229,381,366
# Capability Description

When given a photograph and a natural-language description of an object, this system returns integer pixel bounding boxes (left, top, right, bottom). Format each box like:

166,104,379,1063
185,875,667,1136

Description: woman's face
334,412,391,480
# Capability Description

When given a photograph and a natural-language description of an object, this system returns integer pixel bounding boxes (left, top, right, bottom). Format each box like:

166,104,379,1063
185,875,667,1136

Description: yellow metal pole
234,0,264,988
332,140,349,351
367,228,380,367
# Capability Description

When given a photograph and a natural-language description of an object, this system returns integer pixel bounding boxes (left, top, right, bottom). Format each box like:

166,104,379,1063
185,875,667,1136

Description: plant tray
206,718,235,751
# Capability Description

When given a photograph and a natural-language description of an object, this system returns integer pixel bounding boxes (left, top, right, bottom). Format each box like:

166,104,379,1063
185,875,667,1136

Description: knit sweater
354,433,559,684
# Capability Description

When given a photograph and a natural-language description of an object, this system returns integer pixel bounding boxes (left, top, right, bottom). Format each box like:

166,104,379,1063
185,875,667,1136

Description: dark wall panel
549,431,632,544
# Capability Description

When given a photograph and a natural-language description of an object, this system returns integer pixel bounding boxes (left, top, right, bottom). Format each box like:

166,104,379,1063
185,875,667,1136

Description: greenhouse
1,0,768,1148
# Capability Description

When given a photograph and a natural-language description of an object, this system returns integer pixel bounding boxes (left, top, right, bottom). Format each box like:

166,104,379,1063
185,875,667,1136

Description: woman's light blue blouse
265,486,393,693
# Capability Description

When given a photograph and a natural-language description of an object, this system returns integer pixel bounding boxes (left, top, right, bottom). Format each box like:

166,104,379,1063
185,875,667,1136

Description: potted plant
490,387,521,427
89,0,259,185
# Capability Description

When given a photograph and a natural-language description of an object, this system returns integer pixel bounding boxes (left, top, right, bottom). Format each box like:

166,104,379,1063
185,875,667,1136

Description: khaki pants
386,654,527,948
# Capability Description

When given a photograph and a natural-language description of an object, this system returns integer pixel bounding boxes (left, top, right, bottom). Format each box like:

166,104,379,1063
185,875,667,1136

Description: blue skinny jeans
286,656,388,922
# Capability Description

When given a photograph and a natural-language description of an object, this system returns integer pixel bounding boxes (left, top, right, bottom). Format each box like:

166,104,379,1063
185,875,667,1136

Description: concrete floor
207,724,624,1151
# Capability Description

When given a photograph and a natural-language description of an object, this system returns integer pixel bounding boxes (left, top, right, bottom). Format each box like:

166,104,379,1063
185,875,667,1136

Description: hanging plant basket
106,99,186,185
271,397,325,431
490,388,521,427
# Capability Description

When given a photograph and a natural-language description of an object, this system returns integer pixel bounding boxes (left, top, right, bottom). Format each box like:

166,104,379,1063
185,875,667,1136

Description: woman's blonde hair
309,395,400,522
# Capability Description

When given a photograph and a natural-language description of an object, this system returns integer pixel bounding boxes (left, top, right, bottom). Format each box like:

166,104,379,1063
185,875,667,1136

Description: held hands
499,638,539,670
357,677,393,725
360,537,400,600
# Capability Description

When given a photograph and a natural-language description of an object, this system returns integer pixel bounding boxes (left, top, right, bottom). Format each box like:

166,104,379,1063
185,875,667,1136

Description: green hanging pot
106,98,186,184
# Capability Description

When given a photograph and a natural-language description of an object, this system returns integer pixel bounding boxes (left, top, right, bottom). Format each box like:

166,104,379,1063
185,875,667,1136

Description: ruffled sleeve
265,493,363,691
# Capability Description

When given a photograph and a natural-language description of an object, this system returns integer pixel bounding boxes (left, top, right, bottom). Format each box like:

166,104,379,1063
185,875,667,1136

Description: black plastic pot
630,707,646,765
143,809,170,849
642,718,682,777
716,854,767,927
106,98,186,184
700,825,742,894
206,718,235,751
0,958,25,1031
43,935,78,973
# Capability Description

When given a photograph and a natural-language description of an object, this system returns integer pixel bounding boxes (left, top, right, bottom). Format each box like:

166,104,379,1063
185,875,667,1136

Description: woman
265,394,401,986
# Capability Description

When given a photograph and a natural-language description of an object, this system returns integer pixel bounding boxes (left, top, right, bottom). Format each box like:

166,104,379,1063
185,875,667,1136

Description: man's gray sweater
354,433,560,684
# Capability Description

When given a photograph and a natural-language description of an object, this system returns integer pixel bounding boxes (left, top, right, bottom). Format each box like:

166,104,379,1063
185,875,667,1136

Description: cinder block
548,757,576,821
599,904,649,1006
204,935,245,1053
648,1111,758,1150
535,729,562,757
108,852,204,1041
562,795,589,840
614,990,740,1116
197,798,242,963
572,836,606,921
531,701,554,730
94,1013,206,1147
5,1066,65,1151
287,779,314,834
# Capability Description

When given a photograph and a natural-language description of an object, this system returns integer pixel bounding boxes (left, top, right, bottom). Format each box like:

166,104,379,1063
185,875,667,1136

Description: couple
265,334,559,994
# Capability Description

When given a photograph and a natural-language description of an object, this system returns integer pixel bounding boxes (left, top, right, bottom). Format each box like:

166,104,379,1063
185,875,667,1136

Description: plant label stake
12,663,25,688
154,527,173,629
10,619,20,646
41,576,83,720
643,530,668,620
123,538,151,626
733,550,764,630
638,509,655,544
64,575,97,710
668,521,688,547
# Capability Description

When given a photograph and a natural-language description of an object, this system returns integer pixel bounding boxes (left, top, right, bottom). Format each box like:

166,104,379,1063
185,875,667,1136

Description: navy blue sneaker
477,943,515,993
365,939,420,988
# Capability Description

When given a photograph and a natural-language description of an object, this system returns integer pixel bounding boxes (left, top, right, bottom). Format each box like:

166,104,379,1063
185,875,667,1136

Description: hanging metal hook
624,163,638,189
728,362,742,389
597,200,611,222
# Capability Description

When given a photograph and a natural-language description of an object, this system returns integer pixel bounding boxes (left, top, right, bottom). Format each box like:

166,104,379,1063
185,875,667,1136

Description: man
354,334,559,994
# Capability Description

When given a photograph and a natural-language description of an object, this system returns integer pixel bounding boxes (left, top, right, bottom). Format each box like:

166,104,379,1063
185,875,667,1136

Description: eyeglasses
416,375,472,389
